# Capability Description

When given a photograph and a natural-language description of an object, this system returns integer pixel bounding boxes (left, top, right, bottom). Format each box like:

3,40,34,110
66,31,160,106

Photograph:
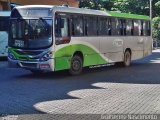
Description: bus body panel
99,37,123,62
54,37,107,71
8,5,152,73
54,36,152,71
123,36,144,60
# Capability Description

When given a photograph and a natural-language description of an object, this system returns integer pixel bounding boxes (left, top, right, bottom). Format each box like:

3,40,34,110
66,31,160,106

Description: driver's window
55,15,69,38
61,18,69,37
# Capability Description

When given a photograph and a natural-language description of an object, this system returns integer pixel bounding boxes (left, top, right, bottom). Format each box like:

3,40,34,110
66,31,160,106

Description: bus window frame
54,12,151,38
55,12,71,45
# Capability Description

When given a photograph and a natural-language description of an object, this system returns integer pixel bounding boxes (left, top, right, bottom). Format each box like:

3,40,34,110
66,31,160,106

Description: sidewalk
34,83,160,114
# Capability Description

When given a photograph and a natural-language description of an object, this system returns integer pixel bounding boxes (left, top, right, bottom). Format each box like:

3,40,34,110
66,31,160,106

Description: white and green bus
8,5,152,75
0,11,10,57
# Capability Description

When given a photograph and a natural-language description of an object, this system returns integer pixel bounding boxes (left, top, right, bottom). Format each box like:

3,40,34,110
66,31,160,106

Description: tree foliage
79,0,160,40
112,0,149,16
112,0,160,17
152,17,160,40
79,0,115,11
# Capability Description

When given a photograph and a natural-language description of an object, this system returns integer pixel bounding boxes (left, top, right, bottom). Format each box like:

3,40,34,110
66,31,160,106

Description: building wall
0,0,79,10
0,2,2,10
0,1,9,10
11,0,79,7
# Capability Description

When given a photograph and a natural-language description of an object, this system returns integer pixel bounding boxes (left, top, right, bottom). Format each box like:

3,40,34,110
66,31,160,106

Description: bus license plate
14,40,24,47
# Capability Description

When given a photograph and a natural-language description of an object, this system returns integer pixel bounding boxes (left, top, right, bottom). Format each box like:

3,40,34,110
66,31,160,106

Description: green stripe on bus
55,44,107,71
8,48,37,62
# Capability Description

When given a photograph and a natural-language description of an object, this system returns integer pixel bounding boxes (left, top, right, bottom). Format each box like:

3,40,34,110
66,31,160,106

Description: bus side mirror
60,19,64,28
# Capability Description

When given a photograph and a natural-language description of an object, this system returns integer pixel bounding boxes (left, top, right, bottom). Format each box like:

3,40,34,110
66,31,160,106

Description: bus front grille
19,62,37,68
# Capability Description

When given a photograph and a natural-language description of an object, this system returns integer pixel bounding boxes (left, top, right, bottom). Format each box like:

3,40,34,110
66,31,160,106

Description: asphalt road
0,50,160,116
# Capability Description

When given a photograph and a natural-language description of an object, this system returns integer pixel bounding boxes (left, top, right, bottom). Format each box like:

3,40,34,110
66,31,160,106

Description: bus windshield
9,18,52,49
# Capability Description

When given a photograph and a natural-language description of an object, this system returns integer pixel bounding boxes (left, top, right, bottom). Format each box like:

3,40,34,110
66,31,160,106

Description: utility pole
150,0,152,20
150,0,153,38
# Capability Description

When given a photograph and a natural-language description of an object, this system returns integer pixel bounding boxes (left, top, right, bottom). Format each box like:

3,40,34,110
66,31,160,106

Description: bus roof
107,11,150,21
0,11,11,17
15,5,150,20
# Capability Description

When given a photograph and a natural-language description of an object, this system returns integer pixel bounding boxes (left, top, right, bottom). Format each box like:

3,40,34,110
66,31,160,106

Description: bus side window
126,20,133,36
111,18,117,35
84,16,97,36
137,20,142,36
147,21,151,36
71,15,84,36
141,21,144,36
143,21,148,36
119,19,125,36
55,14,70,45
55,17,61,37
141,21,150,36
84,17,87,36
61,18,69,37
143,21,151,36
108,19,112,35
99,17,108,36
55,15,69,38
133,20,142,36
116,19,121,35
123,20,127,36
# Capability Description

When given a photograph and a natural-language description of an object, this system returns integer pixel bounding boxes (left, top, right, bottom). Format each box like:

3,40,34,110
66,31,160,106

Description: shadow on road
0,51,160,115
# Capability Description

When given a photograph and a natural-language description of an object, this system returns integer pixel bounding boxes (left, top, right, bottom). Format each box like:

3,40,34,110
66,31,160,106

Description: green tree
153,0,160,17
112,0,160,17
149,0,160,40
112,0,160,40
152,17,160,40
79,0,160,40
79,0,160,17
112,0,150,16
79,0,115,11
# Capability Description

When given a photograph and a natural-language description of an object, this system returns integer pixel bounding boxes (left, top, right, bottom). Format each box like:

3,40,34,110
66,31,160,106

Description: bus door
54,13,71,70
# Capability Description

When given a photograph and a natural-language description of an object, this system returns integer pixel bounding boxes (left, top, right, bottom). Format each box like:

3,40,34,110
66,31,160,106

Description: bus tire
115,50,131,67
123,50,131,67
69,55,83,75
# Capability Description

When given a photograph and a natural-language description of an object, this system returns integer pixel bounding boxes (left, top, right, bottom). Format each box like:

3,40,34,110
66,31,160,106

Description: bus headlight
8,52,16,60
40,52,53,61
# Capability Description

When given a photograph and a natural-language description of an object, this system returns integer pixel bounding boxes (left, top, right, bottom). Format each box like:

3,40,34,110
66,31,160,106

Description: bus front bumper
8,58,55,71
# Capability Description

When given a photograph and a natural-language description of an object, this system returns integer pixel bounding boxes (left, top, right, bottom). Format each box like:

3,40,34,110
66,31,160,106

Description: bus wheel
69,55,83,75
115,50,131,67
123,50,131,67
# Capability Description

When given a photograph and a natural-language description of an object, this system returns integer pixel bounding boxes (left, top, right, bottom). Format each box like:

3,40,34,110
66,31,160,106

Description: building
0,0,79,10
